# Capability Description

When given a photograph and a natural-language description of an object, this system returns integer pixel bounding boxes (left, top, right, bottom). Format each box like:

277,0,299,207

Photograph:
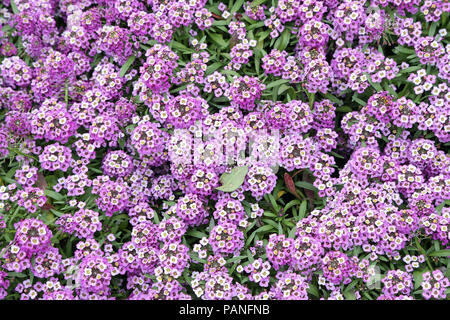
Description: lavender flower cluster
0,0,449,301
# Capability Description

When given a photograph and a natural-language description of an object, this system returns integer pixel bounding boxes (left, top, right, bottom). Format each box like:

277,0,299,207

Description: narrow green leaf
247,21,265,31
307,284,320,297
413,269,426,290
266,193,280,212
44,190,64,201
8,272,26,278
428,22,437,36
206,62,223,75
429,250,450,257
230,0,244,13
265,79,289,89
330,151,345,159
249,0,266,7
254,225,275,233
262,219,279,229
400,66,422,74
352,93,367,106
64,80,69,106
343,290,356,300
263,211,277,218
275,29,290,51
278,84,291,95
336,106,353,113
323,93,344,106
295,181,318,192
186,230,208,239
119,55,136,77
171,41,195,53
299,200,307,219
395,46,415,54
49,209,64,217
246,230,257,246
10,0,19,14
284,199,301,212
288,226,296,238
277,222,283,235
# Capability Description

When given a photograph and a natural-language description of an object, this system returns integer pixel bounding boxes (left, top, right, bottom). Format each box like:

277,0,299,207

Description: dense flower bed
0,0,449,300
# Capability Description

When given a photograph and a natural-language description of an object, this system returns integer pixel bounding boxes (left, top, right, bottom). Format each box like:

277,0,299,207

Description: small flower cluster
39,143,72,172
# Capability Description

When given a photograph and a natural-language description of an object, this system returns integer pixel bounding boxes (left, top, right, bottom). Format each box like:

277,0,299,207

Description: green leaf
263,210,277,218
91,54,103,69
288,226,296,238
284,199,301,212
429,250,450,257
428,22,438,36
295,181,318,192
336,106,353,113
209,32,229,48
352,93,367,106
216,166,248,192
1,176,15,185
246,230,257,246
171,41,195,54
298,200,307,219
255,50,261,74
266,193,280,212
275,29,290,51
206,62,223,75
8,272,26,278
186,230,208,239
254,225,275,233
1,25,12,33
323,93,344,106
65,236,75,257
119,55,136,77
306,91,315,108
265,79,289,89
49,209,64,217
400,66,422,74
383,83,398,98
89,168,103,175
44,190,64,201
227,255,245,263
249,0,266,7
307,284,320,297
64,80,69,106
284,220,296,228
395,46,415,54
10,0,19,14
222,69,241,77
436,200,450,213
413,269,426,290
230,0,244,13
330,151,345,159
343,290,356,300
212,19,231,27
278,84,291,95
247,21,266,31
